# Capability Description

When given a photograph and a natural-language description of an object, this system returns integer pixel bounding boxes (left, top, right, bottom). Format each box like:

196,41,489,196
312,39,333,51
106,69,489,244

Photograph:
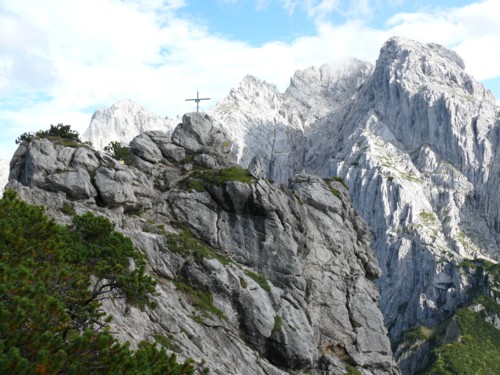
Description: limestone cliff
6,113,399,374
209,38,500,345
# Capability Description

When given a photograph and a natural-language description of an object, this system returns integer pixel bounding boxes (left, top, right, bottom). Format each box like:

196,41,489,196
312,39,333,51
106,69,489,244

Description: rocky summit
6,113,399,374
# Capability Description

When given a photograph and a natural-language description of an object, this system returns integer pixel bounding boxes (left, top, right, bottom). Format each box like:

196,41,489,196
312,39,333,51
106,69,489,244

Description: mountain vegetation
425,303,500,374
15,124,82,146
104,141,136,166
0,189,194,374
395,259,500,374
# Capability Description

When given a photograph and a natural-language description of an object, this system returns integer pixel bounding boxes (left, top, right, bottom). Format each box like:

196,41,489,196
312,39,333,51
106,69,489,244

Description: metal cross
185,91,211,113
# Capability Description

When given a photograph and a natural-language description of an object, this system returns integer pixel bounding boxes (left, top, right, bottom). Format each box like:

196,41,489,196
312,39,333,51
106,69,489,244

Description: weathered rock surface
6,113,399,374
208,37,500,352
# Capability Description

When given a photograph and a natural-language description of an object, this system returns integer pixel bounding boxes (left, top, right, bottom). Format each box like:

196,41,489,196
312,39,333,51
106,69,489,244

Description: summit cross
185,91,211,113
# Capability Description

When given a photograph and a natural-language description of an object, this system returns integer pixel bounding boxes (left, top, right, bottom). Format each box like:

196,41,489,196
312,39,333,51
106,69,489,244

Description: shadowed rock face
6,113,400,374
209,37,500,349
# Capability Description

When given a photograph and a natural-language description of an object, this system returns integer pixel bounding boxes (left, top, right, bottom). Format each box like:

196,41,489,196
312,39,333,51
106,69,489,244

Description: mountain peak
82,100,179,151
371,36,495,106
108,98,154,112
230,74,281,98
382,37,465,70
286,59,373,106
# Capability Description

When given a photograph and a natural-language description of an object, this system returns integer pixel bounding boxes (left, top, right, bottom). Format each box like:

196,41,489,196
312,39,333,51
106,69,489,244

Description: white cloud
279,0,376,20
279,0,341,19
0,0,499,161
0,8,57,94
256,0,272,11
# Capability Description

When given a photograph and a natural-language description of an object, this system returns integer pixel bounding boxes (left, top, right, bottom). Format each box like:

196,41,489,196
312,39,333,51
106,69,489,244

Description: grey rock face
129,133,163,163
6,113,399,374
171,113,214,152
94,167,140,209
171,112,234,158
208,37,500,354
45,170,96,199
248,156,265,179
160,143,185,163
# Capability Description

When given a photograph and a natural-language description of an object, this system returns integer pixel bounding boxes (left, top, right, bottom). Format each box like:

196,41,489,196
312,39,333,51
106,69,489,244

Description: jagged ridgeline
206,38,500,373
5,114,400,374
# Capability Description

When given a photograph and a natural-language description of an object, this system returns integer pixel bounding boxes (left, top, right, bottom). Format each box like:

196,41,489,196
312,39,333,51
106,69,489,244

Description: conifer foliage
0,190,194,374
15,124,81,144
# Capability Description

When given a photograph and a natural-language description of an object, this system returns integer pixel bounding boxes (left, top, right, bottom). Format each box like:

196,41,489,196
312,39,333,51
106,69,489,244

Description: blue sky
1,0,499,160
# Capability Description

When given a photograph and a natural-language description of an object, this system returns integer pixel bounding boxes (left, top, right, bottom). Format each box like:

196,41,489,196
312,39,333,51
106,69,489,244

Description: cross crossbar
185,91,211,112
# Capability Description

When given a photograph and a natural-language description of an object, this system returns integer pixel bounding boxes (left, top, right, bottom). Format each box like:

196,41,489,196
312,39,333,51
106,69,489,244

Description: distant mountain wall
209,37,500,343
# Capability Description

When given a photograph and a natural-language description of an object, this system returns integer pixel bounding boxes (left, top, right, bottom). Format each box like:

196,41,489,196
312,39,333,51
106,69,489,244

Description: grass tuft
244,270,271,293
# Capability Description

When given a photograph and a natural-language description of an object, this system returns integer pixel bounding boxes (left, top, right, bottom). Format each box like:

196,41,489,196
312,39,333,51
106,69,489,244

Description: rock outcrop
6,113,399,374
209,38,500,347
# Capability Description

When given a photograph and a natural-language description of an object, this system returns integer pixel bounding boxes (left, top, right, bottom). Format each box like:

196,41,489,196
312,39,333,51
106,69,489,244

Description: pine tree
0,190,194,374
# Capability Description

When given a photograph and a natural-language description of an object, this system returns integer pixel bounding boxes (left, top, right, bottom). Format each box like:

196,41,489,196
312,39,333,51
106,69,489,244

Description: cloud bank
0,0,499,160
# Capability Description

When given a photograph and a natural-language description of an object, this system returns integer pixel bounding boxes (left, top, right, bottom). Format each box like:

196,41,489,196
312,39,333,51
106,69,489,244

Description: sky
1,0,500,160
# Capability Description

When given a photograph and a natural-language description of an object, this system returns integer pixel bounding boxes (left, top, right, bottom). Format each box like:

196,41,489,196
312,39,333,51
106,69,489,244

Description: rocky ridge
6,113,399,374
208,37,500,346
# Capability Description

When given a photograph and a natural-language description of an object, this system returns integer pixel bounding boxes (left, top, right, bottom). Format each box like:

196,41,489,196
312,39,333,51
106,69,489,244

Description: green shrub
166,228,230,266
186,166,255,192
401,326,434,346
272,315,282,334
173,277,225,320
16,124,81,144
292,192,303,205
395,258,500,374
419,211,436,225
426,308,500,374
104,141,136,166
239,277,248,289
325,176,349,190
61,202,77,216
329,187,342,199
412,294,500,374
345,364,362,375
153,334,181,353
